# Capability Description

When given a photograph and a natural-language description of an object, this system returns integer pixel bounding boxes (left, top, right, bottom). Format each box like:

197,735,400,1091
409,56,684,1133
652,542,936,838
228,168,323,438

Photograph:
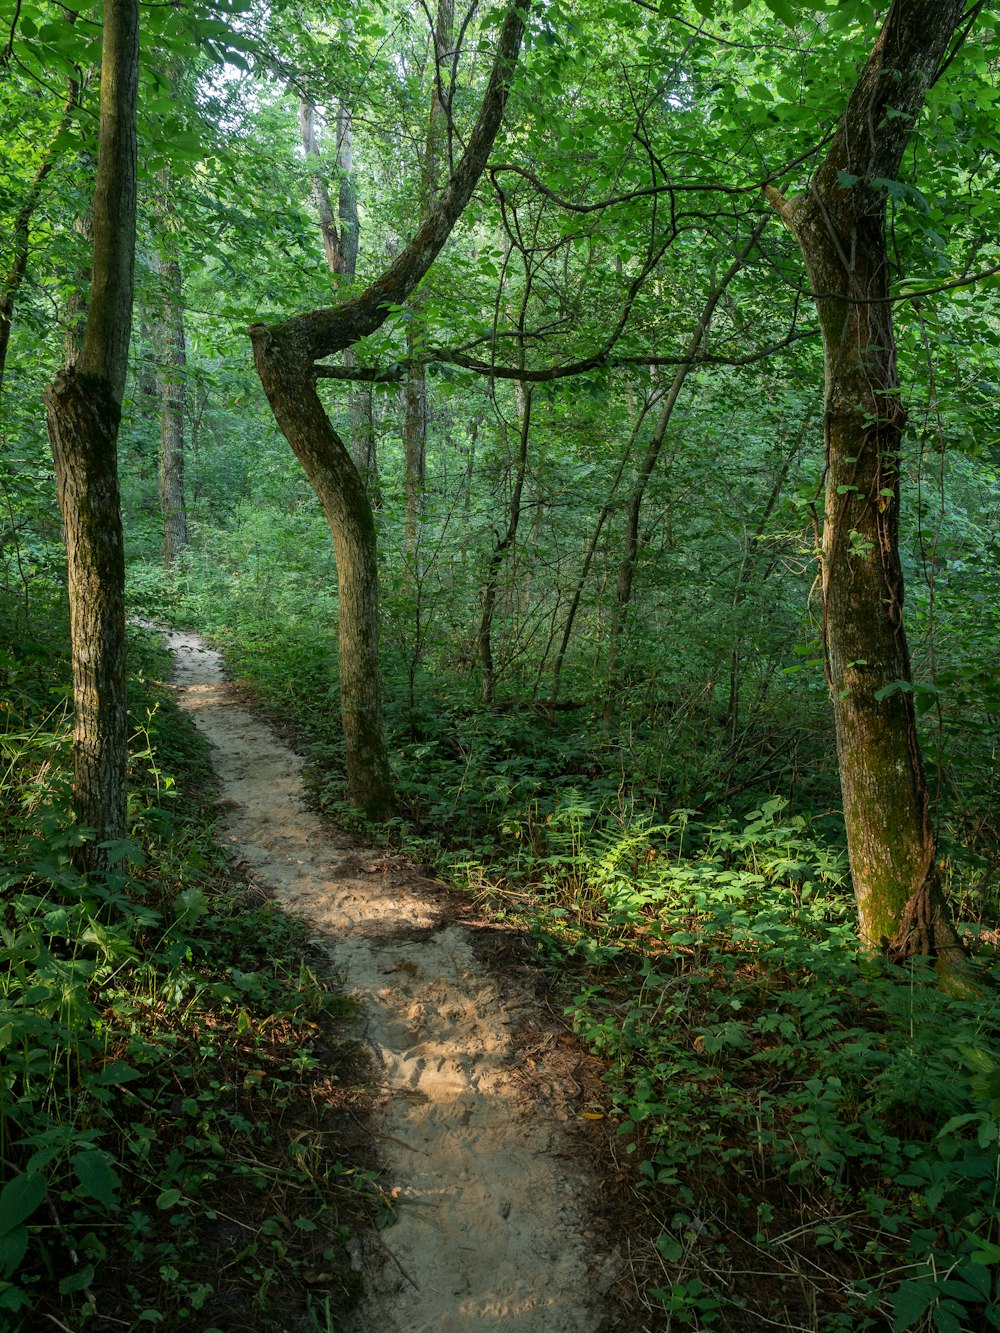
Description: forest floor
167,630,625,1332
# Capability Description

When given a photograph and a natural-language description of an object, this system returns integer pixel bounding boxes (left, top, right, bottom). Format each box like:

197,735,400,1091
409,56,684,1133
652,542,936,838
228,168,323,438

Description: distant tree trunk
766,0,971,972
404,0,454,573
604,220,767,729
63,212,93,368
252,0,528,820
479,382,530,705
550,386,662,702
151,199,188,566
300,97,343,274
300,95,377,491
44,0,138,864
725,439,801,740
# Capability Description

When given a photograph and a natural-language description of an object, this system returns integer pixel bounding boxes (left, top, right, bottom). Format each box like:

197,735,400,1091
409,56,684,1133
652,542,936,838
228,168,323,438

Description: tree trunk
479,382,530,705
151,219,188,567
403,334,427,568
44,0,138,864
604,220,767,728
550,385,662,702
251,0,527,820
300,97,343,275
301,96,378,491
766,0,971,972
403,0,454,573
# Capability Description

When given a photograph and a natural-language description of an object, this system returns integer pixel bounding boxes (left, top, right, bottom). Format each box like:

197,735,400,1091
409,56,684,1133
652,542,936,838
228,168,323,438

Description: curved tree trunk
44,0,138,864
252,0,528,820
766,0,972,973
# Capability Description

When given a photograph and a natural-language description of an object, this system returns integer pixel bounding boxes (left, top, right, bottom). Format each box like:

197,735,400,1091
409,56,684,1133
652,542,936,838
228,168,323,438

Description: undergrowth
135,563,1000,1332
0,595,383,1330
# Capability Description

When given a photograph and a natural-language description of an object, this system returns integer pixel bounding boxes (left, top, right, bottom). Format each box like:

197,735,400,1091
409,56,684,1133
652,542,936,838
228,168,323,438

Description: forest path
167,630,617,1332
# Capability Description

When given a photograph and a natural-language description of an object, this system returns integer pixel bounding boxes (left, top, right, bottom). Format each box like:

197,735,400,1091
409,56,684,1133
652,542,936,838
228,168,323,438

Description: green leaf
0,1173,45,1235
58,1264,94,1295
71,1151,120,1210
890,1279,939,1332
93,1060,141,1086
0,1228,28,1280
837,170,861,188
156,1188,183,1210
764,0,798,26
874,679,913,702
965,1231,1000,1267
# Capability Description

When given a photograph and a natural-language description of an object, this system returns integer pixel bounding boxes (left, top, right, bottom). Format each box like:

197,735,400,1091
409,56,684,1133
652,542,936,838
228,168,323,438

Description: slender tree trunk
725,439,802,738
550,386,662,701
766,0,971,972
63,212,93,368
300,98,343,275
151,209,188,566
404,0,454,573
403,342,427,565
44,0,138,864
251,0,528,819
479,382,530,705
604,220,768,729
301,96,377,489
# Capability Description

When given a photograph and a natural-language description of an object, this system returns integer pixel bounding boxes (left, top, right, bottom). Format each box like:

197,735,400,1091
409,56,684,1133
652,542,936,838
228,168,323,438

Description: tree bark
44,0,138,864
300,97,377,489
251,0,528,820
300,97,345,276
765,0,971,972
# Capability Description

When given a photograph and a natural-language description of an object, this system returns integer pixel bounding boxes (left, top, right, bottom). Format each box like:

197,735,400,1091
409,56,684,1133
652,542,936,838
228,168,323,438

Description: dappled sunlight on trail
168,631,615,1332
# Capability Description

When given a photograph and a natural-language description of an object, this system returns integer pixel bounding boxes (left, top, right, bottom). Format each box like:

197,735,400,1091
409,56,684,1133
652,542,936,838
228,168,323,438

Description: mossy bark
44,0,138,862
767,0,971,972
47,373,128,851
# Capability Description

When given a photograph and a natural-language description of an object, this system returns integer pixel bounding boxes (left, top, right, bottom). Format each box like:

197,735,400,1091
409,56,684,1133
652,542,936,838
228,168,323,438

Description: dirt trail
167,631,616,1332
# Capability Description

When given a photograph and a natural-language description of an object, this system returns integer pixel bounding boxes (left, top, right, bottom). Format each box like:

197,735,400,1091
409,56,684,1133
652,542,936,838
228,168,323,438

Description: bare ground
167,630,621,1332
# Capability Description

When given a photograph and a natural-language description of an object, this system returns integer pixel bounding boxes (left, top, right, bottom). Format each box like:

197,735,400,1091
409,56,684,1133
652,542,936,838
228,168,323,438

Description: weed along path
166,630,617,1332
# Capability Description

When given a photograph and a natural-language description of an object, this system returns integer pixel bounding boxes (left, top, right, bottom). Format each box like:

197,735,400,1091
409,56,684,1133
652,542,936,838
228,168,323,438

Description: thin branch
489,133,837,212
314,325,820,383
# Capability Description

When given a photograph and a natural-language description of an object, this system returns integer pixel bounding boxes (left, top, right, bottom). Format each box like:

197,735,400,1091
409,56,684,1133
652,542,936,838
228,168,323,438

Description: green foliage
0,592,380,1329
161,548,1000,1326
538,808,1000,1331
